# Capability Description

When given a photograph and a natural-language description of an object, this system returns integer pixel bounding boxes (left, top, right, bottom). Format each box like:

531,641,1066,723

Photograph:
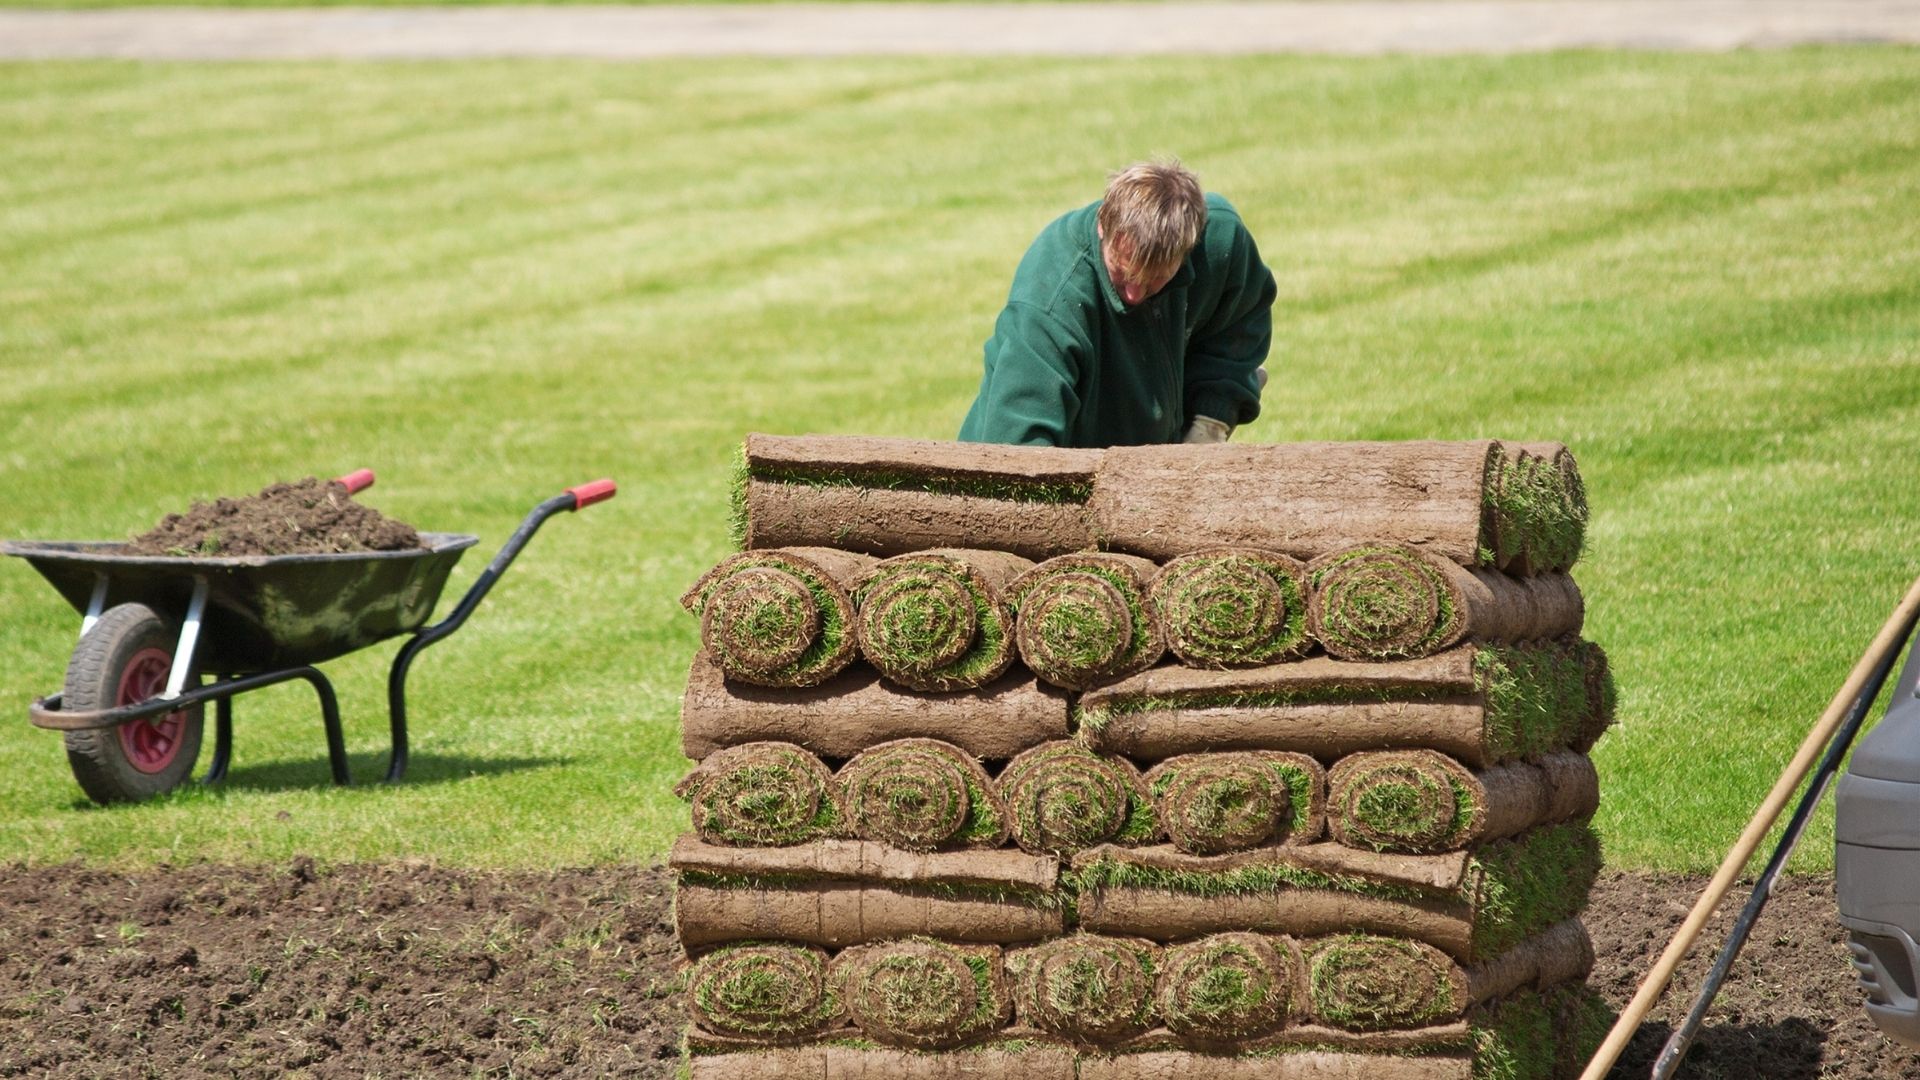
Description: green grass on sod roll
689,942,841,1041
1148,753,1310,854
1310,545,1461,661
834,938,1006,1049
749,461,1095,504
1008,934,1159,1043
1014,560,1158,687
1306,934,1460,1031
1069,821,1601,957
1002,743,1156,855
730,453,1094,552
676,869,1070,914
1484,451,1588,574
855,558,1013,691
1154,552,1309,667
1078,643,1590,764
1,53,1916,871
1333,752,1479,853
1155,933,1295,1044
1470,985,1611,1080
839,740,1006,850
679,743,844,846
687,554,853,686
1472,646,1590,760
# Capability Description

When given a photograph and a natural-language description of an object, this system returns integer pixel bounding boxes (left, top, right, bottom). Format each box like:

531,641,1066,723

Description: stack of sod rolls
676,435,1615,1080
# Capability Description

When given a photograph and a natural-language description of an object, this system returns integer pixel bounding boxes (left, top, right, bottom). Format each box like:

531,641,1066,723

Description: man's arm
958,301,1088,446
1183,221,1277,432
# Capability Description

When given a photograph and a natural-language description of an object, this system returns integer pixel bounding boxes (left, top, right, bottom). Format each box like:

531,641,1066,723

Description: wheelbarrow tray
1,533,478,673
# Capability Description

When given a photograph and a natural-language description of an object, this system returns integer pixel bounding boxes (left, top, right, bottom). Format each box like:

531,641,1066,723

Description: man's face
1098,229,1179,307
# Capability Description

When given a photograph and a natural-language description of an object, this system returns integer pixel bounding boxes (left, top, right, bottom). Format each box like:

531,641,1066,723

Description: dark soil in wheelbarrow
1,862,1915,1078
122,477,421,557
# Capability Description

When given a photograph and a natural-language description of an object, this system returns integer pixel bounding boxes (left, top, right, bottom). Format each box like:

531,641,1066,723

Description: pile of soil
123,477,422,557
2,862,1914,1078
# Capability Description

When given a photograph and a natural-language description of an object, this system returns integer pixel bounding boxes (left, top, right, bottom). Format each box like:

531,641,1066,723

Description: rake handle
1578,572,1920,1080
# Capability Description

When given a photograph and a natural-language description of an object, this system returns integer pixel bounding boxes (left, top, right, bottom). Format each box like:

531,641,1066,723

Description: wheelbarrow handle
335,468,376,495
566,479,617,510
383,477,616,784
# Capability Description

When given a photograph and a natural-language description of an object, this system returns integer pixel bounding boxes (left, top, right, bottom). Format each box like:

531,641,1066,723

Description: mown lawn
1,50,1915,872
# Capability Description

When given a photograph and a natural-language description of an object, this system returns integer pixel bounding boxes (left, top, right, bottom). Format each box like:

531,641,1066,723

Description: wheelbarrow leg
384,641,415,784
80,573,109,638
183,668,346,787
200,685,235,786
306,669,349,786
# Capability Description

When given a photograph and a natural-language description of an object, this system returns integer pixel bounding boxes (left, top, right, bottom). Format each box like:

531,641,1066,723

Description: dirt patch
2,861,1916,1078
0,860,681,1079
1586,867,1920,1080
123,477,421,557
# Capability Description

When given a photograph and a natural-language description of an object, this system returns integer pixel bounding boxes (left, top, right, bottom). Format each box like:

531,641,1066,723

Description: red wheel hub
116,647,186,775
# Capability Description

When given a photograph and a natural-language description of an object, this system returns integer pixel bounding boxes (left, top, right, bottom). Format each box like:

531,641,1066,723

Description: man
958,160,1275,448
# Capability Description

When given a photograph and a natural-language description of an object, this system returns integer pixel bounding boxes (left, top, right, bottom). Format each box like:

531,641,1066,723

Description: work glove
1183,416,1232,444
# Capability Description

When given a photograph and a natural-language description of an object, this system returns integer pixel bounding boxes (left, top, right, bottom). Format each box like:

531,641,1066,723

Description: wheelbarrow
2,471,616,804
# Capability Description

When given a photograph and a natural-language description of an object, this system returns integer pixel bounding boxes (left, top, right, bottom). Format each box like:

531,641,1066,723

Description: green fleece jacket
958,193,1276,448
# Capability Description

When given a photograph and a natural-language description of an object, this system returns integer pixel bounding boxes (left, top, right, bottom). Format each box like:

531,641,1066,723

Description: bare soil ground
1,861,1913,1078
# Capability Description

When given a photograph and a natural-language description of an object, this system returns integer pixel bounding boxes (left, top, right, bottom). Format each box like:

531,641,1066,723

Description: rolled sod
674,879,1065,950
837,738,1009,851
1144,751,1326,854
1308,545,1464,661
1073,986,1601,1080
1544,982,1614,1080
680,652,1069,762
1470,984,1611,1080
999,741,1157,856
1308,545,1584,662
671,836,1065,950
1222,922,1594,1040
1326,750,1599,855
831,938,1011,1049
681,547,876,688
686,942,843,1044
1077,1051,1472,1080
853,549,1031,692
1149,547,1310,669
1485,443,1589,577
1010,553,1166,690
1007,933,1161,1045
1079,643,1595,768
1070,821,1602,964
669,835,1060,893
737,434,1101,559
1573,639,1616,753
1461,918,1594,1008
1154,932,1297,1047
675,741,845,847
1303,934,1464,1031
689,1046,1078,1080
1086,440,1584,573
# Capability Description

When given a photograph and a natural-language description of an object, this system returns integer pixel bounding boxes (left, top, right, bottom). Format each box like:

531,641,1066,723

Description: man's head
1096,159,1207,307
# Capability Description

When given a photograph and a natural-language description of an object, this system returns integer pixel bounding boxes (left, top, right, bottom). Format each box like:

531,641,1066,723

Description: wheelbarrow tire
62,603,204,805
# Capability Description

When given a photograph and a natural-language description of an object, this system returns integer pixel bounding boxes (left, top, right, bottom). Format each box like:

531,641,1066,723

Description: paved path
2,1,1917,60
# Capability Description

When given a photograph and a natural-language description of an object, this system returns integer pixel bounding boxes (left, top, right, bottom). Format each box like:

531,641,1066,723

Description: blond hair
1097,159,1207,283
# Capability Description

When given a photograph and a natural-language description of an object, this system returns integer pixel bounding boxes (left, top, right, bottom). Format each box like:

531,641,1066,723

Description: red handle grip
567,479,616,510
335,468,375,495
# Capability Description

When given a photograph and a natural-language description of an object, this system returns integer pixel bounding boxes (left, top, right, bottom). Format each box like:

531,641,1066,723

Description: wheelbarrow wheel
62,603,204,804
